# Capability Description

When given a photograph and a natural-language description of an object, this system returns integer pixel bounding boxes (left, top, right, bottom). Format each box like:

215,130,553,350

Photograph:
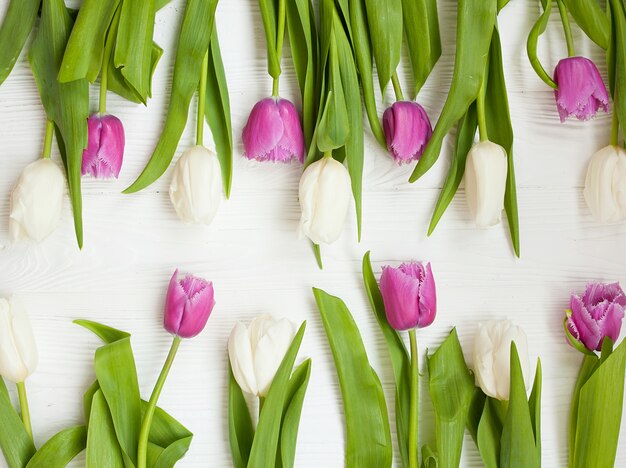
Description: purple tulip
566,282,626,352
383,101,433,164
242,97,305,163
82,114,125,178
164,270,215,339
379,262,436,331
553,57,609,123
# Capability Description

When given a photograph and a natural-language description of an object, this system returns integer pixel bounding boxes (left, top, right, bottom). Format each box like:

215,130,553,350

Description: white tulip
169,145,223,225
464,141,508,228
0,298,38,383
583,145,626,224
228,315,298,397
298,157,352,244
472,320,530,401
10,159,65,242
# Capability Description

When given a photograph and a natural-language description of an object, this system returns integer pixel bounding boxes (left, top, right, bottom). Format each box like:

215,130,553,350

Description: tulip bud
565,282,626,352
379,262,436,331
169,145,223,225
228,314,298,397
164,269,215,339
583,145,626,224
464,141,508,228
553,57,609,122
242,97,305,163
10,159,65,242
298,157,352,244
0,297,38,383
382,101,433,164
472,320,530,401
82,113,125,178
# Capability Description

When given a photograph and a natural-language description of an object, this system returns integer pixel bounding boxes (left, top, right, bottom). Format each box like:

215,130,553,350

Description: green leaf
568,354,598,464
279,359,312,468
420,444,438,468
0,377,36,468
259,0,281,79
204,25,233,198
313,288,393,467
75,319,130,343
476,398,501,468
526,0,557,89
608,0,626,141
26,426,87,468
409,0,496,183
428,102,477,235
107,42,163,103
86,390,125,467
248,323,306,467
142,401,193,467
428,329,476,468
528,359,542,463
29,0,89,248
228,366,254,468
563,0,610,49
0,0,41,85
362,251,411,467
363,0,402,90
124,0,218,193
573,340,626,468
83,381,101,427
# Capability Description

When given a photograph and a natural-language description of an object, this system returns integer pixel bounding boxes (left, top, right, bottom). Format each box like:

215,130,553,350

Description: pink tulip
82,114,125,178
566,282,626,352
164,270,215,339
553,57,609,123
242,97,304,163
382,101,433,164
379,262,436,331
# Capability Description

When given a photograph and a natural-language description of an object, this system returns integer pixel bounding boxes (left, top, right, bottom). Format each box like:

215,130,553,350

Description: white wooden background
0,0,625,466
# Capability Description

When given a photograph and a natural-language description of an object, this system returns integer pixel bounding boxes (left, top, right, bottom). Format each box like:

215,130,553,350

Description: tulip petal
228,322,259,396
242,98,285,161
383,101,432,164
253,317,297,396
163,270,187,335
178,280,215,339
276,99,305,163
82,114,125,178
380,265,422,330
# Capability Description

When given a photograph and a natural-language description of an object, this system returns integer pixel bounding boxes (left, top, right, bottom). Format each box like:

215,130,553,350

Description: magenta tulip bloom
164,270,215,339
383,101,433,164
566,282,626,352
82,114,125,178
379,262,436,331
553,57,609,123
242,97,305,163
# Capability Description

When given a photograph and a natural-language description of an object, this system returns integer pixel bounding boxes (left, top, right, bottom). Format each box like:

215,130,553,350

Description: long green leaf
0,377,36,468
259,0,281,78
528,359,542,464
313,288,393,467
228,366,254,468
141,401,193,467
363,0,402,90
409,0,496,182
0,0,41,85
421,444,438,468
108,42,163,103
526,0,557,89
476,398,501,468
75,319,130,343
279,359,312,468
568,354,598,465
609,0,626,141
26,426,87,468
86,390,125,467
563,0,609,49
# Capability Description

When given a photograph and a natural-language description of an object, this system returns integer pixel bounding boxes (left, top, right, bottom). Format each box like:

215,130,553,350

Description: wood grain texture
0,0,625,466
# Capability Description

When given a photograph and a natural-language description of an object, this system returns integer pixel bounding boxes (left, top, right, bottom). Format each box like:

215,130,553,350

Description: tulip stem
196,50,209,146
272,0,286,97
476,76,489,142
99,20,116,114
611,104,620,146
137,336,181,468
391,72,405,101
42,119,54,160
16,382,33,439
556,0,575,57
408,329,418,468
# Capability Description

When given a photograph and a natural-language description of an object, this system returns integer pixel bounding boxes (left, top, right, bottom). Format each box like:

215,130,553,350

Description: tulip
464,141,508,228
565,282,626,352
10,159,65,242
298,157,352,244
242,97,305,163
228,314,298,397
473,320,530,401
583,145,626,224
382,101,433,164
0,297,37,384
379,262,436,331
164,269,216,339
169,145,223,225
82,114,125,178
553,57,609,122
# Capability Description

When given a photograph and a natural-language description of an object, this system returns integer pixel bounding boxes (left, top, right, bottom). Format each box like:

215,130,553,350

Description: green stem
408,329,418,468
476,78,489,142
391,71,405,101
196,50,209,146
272,0,286,97
557,0,575,57
137,336,181,468
42,119,54,159
16,382,32,439
99,23,116,114
611,98,620,146
259,396,265,417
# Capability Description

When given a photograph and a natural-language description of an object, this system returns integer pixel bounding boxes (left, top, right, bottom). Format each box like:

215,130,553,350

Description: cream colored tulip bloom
0,298,38,383
584,145,626,224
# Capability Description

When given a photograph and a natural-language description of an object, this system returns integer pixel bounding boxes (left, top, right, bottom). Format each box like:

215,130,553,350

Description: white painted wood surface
0,0,625,466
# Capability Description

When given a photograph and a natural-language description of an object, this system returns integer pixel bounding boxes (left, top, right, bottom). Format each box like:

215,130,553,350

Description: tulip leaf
107,42,163,103
228,366,254,468
248,323,306,467
258,0,281,79
124,0,218,194
25,426,86,468
563,0,610,49
528,359,542,462
156,0,173,9
362,251,412,468
0,378,36,468
568,354,598,464
313,288,393,467
476,398,501,468
608,0,626,141
409,0,496,183
144,403,193,468
75,319,130,343
363,0,402,91
29,0,89,248
527,0,557,89
86,390,125,467
0,0,40,85
279,359,312,468
204,25,233,198
421,445,438,468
